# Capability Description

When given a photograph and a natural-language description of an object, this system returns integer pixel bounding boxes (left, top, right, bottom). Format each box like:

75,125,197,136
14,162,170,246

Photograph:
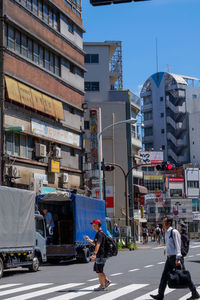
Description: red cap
91,219,101,225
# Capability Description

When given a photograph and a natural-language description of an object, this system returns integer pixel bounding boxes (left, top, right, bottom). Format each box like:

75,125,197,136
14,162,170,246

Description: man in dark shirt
84,219,111,291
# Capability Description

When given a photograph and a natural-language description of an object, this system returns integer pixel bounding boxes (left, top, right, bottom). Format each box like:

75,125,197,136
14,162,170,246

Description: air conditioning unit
8,166,19,178
35,144,46,158
61,173,69,183
53,146,62,159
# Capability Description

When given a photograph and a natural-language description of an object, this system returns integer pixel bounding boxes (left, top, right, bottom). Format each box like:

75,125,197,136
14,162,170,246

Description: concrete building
0,0,85,192
83,41,147,235
141,72,200,165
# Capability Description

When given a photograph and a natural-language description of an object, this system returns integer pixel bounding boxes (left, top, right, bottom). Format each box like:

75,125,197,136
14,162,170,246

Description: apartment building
140,72,200,165
0,0,85,192
83,41,147,234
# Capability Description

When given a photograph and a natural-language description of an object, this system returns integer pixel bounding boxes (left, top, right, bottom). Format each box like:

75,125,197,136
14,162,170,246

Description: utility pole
0,1,4,186
102,158,107,215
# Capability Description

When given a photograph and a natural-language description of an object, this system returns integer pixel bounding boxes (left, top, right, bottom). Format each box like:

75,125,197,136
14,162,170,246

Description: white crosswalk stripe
133,286,175,300
48,284,116,300
3,283,83,300
0,283,51,297
90,284,148,300
0,284,22,290
178,286,200,300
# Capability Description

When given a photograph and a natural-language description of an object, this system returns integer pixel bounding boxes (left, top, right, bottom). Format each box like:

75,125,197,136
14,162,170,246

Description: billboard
139,151,163,165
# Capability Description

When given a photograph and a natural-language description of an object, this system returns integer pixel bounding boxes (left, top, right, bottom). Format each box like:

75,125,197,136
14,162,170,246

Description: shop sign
139,151,163,165
193,213,200,221
92,186,114,210
34,173,48,185
169,177,184,183
49,160,60,173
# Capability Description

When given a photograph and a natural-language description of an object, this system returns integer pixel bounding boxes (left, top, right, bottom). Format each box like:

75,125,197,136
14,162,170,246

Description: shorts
93,258,106,274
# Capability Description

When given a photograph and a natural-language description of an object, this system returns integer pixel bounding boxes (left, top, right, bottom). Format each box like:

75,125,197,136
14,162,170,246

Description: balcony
140,89,152,98
143,119,153,127
131,131,142,149
141,103,152,112
143,135,153,143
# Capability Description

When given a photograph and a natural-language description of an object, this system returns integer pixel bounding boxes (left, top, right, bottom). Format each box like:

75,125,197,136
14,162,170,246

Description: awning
134,218,147,223
5,76,64,120
134,184,148,195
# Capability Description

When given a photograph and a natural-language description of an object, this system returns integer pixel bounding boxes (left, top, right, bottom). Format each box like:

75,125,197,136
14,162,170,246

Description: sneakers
187,293,200,300
94,285,105,291
105,280,111,288
150,294,163,300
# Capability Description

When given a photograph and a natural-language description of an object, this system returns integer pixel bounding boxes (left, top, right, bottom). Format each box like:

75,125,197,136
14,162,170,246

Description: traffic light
104,165,115,171
156,162,174,171
90,0,149,6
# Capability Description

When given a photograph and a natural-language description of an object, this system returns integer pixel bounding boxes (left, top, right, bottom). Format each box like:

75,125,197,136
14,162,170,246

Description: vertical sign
90,109,99,169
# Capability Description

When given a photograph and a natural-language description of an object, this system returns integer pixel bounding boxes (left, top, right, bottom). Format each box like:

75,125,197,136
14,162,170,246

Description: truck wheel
29,256,40,272
81,248,90,263
0,258,4,279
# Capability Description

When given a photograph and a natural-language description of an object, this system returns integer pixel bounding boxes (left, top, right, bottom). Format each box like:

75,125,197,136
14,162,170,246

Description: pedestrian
84,219,111,291
142,226,148,244
155,225,161,244
113,223,120,243
43,209,55,244
150,216,200,300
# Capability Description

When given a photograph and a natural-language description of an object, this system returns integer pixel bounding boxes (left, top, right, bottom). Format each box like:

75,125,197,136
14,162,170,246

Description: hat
91,219,101,225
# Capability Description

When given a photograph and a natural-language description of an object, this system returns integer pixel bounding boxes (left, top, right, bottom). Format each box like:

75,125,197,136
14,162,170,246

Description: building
141,72,200,165
0,0,85,193
83,41,147,237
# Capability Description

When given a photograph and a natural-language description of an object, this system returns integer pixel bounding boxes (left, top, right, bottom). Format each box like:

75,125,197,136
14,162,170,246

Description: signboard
173,210,179,216
92,186,114,211
90,109,100,169
144,175,163,181
193,213,200,221
31,119,81,147
145,193,165,202
139,151,163,165
49,160,60,173
34,173,48,185
169,178,184,183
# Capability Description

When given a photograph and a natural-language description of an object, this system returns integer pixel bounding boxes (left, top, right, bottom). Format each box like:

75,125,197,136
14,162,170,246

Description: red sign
169,178,184,183
155,191,162,197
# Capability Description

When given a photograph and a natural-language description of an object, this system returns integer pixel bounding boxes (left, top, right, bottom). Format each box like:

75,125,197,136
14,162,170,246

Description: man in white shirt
151,216,199,300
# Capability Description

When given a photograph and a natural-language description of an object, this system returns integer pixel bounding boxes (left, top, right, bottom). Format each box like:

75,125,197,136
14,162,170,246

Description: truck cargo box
0,186,35,250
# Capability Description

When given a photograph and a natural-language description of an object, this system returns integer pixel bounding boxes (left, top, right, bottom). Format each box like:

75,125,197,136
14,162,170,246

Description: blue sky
82,0,200,95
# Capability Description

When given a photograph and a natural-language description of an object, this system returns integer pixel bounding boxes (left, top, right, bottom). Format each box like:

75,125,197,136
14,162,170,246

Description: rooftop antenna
156,37,159,74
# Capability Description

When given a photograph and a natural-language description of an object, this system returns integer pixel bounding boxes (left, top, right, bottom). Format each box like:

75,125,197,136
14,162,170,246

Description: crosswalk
0,282,200,300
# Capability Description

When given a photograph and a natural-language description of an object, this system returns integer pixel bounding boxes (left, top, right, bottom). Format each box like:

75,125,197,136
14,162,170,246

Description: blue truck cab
38,191,109,263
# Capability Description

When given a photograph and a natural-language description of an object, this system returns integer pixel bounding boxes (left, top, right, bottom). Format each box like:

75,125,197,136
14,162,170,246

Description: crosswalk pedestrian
0,282,199,300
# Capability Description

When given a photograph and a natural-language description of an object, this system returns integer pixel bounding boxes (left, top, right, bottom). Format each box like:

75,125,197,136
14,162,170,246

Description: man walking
84,219,111,291
151,216,199,300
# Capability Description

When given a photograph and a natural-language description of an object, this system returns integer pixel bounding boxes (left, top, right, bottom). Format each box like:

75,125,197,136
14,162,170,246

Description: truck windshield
36,218,45,238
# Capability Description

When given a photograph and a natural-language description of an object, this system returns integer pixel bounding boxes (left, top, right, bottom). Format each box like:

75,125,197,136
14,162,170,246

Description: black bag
104,234,118,258
170,229,190,257
168,267,192,289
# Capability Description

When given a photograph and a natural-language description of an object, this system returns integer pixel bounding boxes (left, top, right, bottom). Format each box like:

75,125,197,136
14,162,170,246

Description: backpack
156,228,161,235
170,229,190,257
103,234,118,258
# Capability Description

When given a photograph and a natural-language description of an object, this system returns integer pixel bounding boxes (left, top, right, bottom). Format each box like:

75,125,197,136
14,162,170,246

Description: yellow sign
144,175,164,181
5,76,64,120
49,160,60,173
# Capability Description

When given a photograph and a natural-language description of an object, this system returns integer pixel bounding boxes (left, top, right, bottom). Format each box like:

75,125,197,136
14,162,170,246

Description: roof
169,73,188,85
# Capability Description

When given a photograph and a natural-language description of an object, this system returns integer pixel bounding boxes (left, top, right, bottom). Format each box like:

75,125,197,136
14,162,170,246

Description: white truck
0,186,46,278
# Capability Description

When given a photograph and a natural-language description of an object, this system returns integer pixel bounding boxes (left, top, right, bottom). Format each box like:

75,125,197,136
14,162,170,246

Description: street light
97,118,137,202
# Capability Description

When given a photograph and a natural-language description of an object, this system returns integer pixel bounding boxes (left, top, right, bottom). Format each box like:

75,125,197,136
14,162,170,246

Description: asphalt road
0,240,200,300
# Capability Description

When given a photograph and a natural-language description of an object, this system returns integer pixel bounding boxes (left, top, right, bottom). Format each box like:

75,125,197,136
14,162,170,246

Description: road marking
190,245,200,249
133,286,174,300
3,283,83,300
110,273,123,277
0,284,22,290
128,268,140,272
0,283,51,297
88,278,99,282
178,286,200,300
91,284,148,300
152,246,165,250
144,265,154,268
188,255,194,258
157,262,165,265
196,253,200,256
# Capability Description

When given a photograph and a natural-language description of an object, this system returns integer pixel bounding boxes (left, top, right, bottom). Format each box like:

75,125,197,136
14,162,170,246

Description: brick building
0,0,85,192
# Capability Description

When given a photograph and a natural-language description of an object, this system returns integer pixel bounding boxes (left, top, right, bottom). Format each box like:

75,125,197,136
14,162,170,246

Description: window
150,207,155,214
49,7,53,27
164,207,171,214
170,189,182,197
84,82,100,92
69,106,75,114
43,3,49,23
145,143,153,151
68,20,74,33
8,26,15,50
5,24,60,76
192,94,197,99
32,0,38,15
6,133,34,159
84,54,99,64
143,97,152,105
188,181,199,188
160,113,164,118
144,127,153,136
70,63,75,74
158,207,163,214
144,111,152,121
36,218,45,238
27,0,32,10
84,121,90,130
70,148,75,156
14,134,20,156
161,129,165,134
38,0,43,18
160,97,163,102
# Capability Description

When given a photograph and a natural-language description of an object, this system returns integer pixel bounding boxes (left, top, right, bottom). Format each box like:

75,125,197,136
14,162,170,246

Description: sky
82,0,200,95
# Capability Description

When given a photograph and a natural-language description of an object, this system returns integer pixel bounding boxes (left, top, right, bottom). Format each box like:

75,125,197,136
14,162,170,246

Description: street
0,241,200,300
